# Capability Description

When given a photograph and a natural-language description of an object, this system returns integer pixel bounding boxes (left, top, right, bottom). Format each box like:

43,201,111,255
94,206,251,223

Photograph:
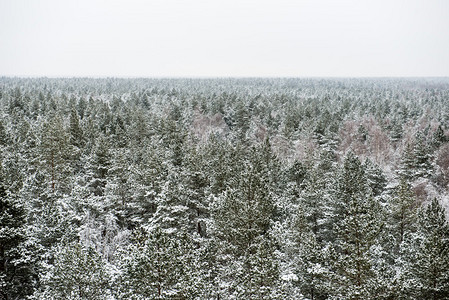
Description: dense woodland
1,77,449,299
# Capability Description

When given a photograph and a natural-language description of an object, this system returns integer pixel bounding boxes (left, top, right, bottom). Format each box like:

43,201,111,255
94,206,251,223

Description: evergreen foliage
118,228,203,299
0,159,36,300
34,242,110,299
410,199,449,299
0,77,448,299
330,152,384,299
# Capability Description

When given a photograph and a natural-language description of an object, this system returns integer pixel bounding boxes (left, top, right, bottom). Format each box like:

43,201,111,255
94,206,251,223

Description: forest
1,77,449,299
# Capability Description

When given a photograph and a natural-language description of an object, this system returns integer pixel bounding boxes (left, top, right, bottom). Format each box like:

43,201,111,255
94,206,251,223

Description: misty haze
1,1,449,299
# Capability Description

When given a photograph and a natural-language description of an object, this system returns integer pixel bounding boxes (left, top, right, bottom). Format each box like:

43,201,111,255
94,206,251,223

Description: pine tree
291,208,330,300
103,150,133,227
69,106,83,148
408,199,449,299
30,96,40,119
389,118,403,143
0,159,35,300
0,120,7,146
213,150,274,256
148,173,190,234
180,147,210,237
398,142,415,181
431,125,446,149
413,133,433,179
8,87,24,113
329,152,384,299
36,242,110,299
377,177,419,299
234,237,280,299
287,159,308,189
203,135,244,195
233,100,251,141
390,177,418,249
364,159,387,197
39,115,72,194
118,228,203,299
213,144,280,298
88,136,110,197
77,96,87,119
299,167,328,241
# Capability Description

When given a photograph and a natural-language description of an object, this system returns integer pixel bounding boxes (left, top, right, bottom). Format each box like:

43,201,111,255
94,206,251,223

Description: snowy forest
1,77,449,300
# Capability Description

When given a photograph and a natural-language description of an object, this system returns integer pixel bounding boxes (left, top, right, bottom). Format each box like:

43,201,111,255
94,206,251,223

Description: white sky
1,0,448,77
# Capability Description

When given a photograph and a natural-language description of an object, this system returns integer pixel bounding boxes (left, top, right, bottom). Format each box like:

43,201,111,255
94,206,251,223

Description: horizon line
1,75,449,80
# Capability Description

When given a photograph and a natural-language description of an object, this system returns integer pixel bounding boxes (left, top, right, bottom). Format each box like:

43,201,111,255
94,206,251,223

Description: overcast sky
1,0,448,77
